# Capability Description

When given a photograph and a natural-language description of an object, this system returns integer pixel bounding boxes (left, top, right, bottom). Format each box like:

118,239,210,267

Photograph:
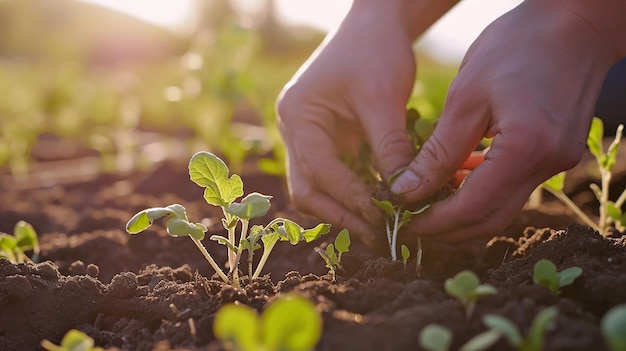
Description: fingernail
390,169,420,194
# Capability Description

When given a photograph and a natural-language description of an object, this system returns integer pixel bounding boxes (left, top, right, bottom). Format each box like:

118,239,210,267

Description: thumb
389,114,485,201
360,105,415,182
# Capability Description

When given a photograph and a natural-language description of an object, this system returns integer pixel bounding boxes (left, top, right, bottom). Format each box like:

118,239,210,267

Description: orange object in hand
453,151,485,188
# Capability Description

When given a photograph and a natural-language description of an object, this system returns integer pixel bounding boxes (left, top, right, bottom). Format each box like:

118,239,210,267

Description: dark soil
1,150,626,351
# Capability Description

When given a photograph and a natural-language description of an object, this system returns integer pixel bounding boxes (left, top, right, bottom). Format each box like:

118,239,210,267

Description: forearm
350,0,460,40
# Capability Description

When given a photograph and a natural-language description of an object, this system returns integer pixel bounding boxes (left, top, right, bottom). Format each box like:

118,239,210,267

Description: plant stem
615,188,626,209
190,237,229,283
544,188,600,231
390,206,402,261
231,219,249,288
252,239,278,279
415,237,423,277
599,169,611,232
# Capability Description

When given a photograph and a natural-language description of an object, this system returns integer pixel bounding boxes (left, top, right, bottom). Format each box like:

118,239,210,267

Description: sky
80,0,523,63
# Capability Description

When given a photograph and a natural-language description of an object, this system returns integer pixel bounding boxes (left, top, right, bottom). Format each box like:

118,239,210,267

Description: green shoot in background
462,307,558,351
602,304,626,351
0,220,39,264
315,229,350,280
532,259,582,296
41,329,105,351
126,152,330,288
214,294,322,351
444,270,497,319
542,117,625,233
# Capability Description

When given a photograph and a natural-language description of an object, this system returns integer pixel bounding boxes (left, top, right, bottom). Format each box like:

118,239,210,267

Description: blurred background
0,0,522,185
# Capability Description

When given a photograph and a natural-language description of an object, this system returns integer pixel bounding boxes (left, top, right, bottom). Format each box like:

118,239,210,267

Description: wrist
537,0,626,60
350,0,459,40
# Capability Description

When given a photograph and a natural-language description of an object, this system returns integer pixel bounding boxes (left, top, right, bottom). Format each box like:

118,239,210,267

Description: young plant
371,198,429,261
419,324,453,351
0,220,39,264
41,329,105,351
126,152,330,287
315,229,350,279
463,307,558,351
532,259,582,296
214,293,322,351
401,244,410,268
444,270,497,319
541,117,625,233
601,304,626,351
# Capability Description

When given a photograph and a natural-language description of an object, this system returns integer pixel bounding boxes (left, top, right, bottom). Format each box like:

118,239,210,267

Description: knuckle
414,135,457,176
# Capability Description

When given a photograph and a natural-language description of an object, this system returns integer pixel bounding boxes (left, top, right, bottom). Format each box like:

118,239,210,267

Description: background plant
532,259,582,296
542,117,625,233
315,228,350,279
214,293,322,351
41,329,105,351
444,270,497,319
127,152,330,287
601,304,626,351
0,220,39,264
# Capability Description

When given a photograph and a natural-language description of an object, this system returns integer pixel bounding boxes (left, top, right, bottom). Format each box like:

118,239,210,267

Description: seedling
40,329,104,351
126,152,330,287
315,229,350,279
463,307,558,351
542,117,625,233
601,304,626,351
214,293,322,351
371,198,429,261
532,259,582,296
401,244,410,268
444,270,497,319
419,324,452,351
0,220,39,264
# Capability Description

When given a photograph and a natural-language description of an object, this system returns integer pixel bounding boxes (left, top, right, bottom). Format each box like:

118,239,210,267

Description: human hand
276,2,437,250
391,0,623,241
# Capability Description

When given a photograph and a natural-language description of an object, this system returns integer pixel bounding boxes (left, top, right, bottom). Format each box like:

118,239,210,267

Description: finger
403,135,556,241
287,116,385,226
358,100,415,182
285,144,383,250
390,97,489,201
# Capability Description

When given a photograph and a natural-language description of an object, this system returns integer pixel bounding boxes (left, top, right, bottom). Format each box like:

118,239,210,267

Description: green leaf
334,229,350,254
526,307,558,351
557,266,582,288
460,329,502,351
605,124,623,172
401,245,410,263
41,329,103,351
400,204,430,228
13,221,38,253
188,151,244,207
213,304,259,351
445,271,481,304
226,192,272,219
0,234,18,263
165,204,188,220
601,304,626,351
210,235,237,252
607,202,623,221
483,315,523,347
543,172,565,193
262,294,322,351
261,231,281,250
587,117,604,161
278,219,304,244
533,259,559,295
126,211,154,234
419,324,452,351
371,198,396,217
167,218,207,240
326,243,338,265
302,223,331,243
473,284,498,297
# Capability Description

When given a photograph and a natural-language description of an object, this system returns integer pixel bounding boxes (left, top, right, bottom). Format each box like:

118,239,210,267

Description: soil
1,148,626,351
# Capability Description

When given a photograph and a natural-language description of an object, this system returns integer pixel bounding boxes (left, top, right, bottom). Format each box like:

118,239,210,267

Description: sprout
532,259,582,296
214,294,322,351
0,220,39,264
41,329,104,351
126,152,330,287
444,270,497,319
601,304,626,351
315,229,350,279
419,324,453,351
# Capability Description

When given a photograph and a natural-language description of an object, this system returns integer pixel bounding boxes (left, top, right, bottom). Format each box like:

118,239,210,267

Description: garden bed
1,150,625,351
